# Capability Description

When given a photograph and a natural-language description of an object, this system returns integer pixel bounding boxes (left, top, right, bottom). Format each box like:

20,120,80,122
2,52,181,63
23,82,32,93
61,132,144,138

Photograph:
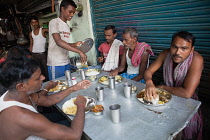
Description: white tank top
0,92,46,140
126,49,139,74
32,28,46,53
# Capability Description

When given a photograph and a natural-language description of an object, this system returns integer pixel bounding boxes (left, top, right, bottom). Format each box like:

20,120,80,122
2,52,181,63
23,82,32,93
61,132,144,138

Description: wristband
43,88,49,93
78,104,86,107
146,80,152,83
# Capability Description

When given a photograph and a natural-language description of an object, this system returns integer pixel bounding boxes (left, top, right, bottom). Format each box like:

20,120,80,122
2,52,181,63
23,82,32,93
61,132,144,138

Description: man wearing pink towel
144,31,203,140
110,27,154,83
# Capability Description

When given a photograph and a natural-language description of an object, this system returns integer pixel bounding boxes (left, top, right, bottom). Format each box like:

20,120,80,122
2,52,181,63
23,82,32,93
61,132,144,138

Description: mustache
173,54,182,58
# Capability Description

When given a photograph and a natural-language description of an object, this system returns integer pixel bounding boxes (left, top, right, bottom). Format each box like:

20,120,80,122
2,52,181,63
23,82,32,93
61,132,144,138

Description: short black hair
7,46,31,60
29,16,38,23
171,31,195,47
60,0,77,12
105,25,116,34
0,57,39,90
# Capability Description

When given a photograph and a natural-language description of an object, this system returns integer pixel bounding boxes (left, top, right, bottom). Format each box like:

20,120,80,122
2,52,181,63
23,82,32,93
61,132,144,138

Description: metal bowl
92,110,104,116
91,105,104,116
88,75,97,82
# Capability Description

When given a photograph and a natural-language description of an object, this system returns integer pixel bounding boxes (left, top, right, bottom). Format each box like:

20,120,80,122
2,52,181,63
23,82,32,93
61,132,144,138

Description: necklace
28,96,37,110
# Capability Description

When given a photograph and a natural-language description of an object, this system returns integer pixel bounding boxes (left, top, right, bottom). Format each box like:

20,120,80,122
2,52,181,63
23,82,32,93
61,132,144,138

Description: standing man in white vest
29,16,49,81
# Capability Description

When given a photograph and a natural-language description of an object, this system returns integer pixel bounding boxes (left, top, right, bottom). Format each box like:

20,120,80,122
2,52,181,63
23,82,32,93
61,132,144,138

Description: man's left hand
74,80,91,90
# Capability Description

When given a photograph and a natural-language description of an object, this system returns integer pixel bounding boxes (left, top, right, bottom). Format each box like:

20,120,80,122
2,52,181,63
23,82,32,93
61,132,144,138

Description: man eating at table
144,31,203,140
110,27,154,83
97,25,124,71
0,57,91,140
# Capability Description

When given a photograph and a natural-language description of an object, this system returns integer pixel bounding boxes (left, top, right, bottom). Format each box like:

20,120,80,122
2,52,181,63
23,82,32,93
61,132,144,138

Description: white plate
62,96,96,116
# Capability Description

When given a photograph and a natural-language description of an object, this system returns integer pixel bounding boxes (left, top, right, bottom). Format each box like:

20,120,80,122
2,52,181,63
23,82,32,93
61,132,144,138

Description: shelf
41,12,57,18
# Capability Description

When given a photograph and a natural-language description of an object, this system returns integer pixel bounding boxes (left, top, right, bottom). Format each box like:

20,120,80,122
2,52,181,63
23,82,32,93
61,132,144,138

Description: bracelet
77,104,86,107
146,80,153,83
43,88,49,93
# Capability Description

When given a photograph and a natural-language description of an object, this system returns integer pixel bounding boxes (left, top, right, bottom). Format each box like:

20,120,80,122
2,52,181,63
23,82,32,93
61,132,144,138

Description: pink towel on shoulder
131,42,154,67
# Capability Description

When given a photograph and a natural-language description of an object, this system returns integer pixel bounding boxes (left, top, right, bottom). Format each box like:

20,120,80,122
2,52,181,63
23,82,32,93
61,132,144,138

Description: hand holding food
44,81,59,90
137,88,171,105
74,95,87,107
145,80,158,102
109,69,118,76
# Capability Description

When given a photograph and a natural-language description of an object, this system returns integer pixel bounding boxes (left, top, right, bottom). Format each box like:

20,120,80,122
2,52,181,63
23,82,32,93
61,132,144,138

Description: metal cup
124,83,132,98
108,76,115,90
80,69,86,80
95,87,104,101
67,80,72,87
109,104,121,123
65,70,71,81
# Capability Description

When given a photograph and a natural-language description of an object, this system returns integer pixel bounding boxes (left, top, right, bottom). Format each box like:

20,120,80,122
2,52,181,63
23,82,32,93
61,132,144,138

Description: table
50,71,201,140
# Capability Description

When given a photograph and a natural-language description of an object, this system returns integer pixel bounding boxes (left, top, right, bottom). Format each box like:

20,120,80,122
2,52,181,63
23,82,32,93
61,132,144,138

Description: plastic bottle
72,77,77,85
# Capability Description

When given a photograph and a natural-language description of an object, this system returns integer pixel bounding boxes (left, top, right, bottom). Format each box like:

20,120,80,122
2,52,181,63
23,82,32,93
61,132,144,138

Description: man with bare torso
144,31,203,139
0,57,91,140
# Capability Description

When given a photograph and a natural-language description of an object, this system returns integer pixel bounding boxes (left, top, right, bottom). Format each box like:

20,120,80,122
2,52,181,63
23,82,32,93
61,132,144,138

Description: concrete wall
68,0,96,65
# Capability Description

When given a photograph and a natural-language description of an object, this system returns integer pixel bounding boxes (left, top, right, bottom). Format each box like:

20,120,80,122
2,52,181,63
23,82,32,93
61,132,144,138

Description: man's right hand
97,57,104,63
145,80,158,101
74,95,87,107
109,69,119,76
44,81,59,90
79,51,87,63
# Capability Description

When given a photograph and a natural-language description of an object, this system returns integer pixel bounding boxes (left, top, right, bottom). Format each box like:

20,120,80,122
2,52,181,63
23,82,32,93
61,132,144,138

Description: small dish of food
91,105,104,115
89,75,97,82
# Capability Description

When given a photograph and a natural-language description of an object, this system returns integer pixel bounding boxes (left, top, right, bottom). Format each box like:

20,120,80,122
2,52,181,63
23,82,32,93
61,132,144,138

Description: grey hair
123,27,138,40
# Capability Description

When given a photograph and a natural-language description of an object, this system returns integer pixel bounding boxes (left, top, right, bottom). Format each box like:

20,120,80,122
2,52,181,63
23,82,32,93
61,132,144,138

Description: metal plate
77,38,94,53
62,96,96,116
85,69,101,76
49,80,68,92
98,75,124,85
136,88,172,106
